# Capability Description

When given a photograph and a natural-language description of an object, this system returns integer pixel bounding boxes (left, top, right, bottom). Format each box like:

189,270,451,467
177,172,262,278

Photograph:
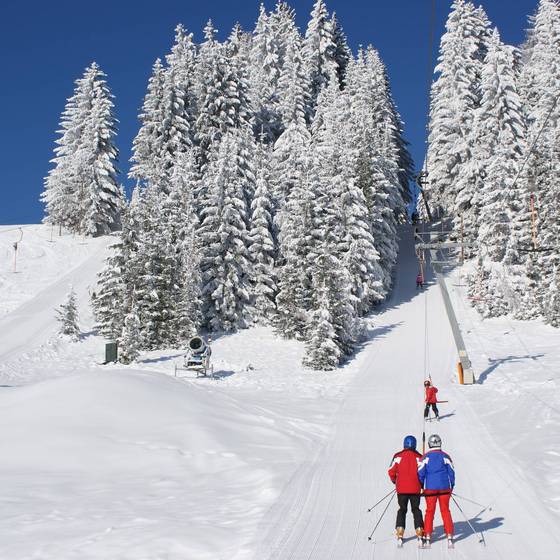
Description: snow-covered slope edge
447,266,560,517
0,370,331,560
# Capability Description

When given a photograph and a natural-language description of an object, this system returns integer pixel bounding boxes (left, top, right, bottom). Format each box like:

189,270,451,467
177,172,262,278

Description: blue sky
0,0,539,224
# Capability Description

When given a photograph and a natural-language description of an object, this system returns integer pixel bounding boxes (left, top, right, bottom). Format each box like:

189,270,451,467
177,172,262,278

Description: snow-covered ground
0,224,559,559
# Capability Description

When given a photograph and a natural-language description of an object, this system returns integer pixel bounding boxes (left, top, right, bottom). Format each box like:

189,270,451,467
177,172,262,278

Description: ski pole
367,489,396,512
367,491,396,541
451,495,485,545
453,493,491,511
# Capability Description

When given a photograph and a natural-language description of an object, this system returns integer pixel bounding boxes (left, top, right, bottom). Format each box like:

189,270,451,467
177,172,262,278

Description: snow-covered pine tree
248,141,277,323
312,81,385,314
344,49,405,292
273,29,311,208
42,63,123,235
330,12,351,89
302,281,340,370
475,29,526,266
168,150,203,342
249,5,282,142
302,0,339,118
274,153,317,340
162,25,198,170
130,29,197,194
57,288,80,340
119,306,142,363
198,129,254,331
362,46,411,211
519,0,560,323
303,243,358,369
135,186,183,348
268,3,303,134
175,224,203,342
129,59,166,189
78,66,124,236
195,21,251,161
93,207,131,339
425,0,490,218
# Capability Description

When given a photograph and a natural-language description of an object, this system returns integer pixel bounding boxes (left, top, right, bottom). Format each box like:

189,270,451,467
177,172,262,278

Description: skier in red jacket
424,380,439,420
416,272,424,289
388,435,424,545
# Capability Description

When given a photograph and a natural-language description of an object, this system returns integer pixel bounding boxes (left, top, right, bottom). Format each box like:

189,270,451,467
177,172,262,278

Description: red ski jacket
425,386,438,404
388,448,423,494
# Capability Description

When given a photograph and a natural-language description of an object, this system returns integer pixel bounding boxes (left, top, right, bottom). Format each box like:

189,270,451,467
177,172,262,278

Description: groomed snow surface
0,224,559,559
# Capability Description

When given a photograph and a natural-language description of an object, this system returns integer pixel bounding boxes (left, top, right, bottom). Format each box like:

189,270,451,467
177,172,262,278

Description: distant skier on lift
416,272,424,289
418,434,455,548
388,435,424,547
424,379,439,420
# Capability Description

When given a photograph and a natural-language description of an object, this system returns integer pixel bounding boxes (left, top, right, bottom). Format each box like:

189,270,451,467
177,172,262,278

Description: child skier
388,435,424,547
416,272,424,289
424,379,439,420
417,434,455,548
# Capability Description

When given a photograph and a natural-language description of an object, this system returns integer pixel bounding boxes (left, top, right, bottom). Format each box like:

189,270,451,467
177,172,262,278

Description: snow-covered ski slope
1,224,559,559
254,229,560,560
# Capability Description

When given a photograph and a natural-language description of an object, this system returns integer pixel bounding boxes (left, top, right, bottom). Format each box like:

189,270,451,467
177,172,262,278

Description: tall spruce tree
302,0,338,117
425,0,490,218
248,142,277,322
195,21,251,160
198,129,253,331
42,63,123,235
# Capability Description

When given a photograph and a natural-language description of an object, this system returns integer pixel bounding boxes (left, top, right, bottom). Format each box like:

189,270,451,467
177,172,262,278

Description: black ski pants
424,402,439,418
396,493,423,529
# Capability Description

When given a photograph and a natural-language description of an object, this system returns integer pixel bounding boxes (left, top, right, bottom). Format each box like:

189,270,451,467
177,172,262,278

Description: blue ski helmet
403,435,417,450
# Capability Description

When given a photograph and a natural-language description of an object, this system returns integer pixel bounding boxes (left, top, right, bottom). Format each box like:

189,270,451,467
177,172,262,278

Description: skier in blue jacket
417,434,455,546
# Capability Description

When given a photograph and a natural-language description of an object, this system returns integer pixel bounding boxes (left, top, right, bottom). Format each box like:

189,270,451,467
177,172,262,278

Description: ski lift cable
509,90,560,195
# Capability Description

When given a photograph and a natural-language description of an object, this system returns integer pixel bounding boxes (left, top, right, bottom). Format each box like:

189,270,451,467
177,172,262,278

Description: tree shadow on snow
478,354,545,384
140,352,184,365
211,369,235,380
342,323,403,367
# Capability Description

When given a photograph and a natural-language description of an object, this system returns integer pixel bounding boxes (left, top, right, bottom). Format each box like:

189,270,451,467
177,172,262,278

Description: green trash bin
105,341,118,363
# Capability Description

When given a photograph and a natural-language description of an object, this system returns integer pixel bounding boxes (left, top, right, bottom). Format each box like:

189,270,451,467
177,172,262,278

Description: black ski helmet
403,435,417,450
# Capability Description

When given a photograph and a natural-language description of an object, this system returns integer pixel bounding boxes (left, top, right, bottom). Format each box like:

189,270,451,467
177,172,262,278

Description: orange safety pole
457,362,464,385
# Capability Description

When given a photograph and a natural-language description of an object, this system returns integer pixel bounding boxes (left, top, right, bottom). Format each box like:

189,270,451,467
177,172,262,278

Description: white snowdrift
0,370,321,560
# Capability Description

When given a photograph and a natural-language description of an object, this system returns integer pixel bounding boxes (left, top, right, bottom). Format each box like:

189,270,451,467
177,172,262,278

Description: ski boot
423,534,431,549
416,527,424,548
396,527,404,548
447,534,454,549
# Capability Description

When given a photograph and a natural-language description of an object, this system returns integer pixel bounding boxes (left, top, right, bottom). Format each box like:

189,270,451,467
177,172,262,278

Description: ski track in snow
0,224,559,559
252,229,560,560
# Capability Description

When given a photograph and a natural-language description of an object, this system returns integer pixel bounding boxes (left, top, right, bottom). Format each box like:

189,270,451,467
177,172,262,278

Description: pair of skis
397,535,454,549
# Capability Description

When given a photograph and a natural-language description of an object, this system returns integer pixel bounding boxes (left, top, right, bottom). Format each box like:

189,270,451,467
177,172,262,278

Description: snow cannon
188,336,207,355
174,336,213,377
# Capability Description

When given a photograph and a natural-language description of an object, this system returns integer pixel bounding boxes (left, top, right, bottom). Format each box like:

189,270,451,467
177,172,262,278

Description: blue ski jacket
418,449,455,491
